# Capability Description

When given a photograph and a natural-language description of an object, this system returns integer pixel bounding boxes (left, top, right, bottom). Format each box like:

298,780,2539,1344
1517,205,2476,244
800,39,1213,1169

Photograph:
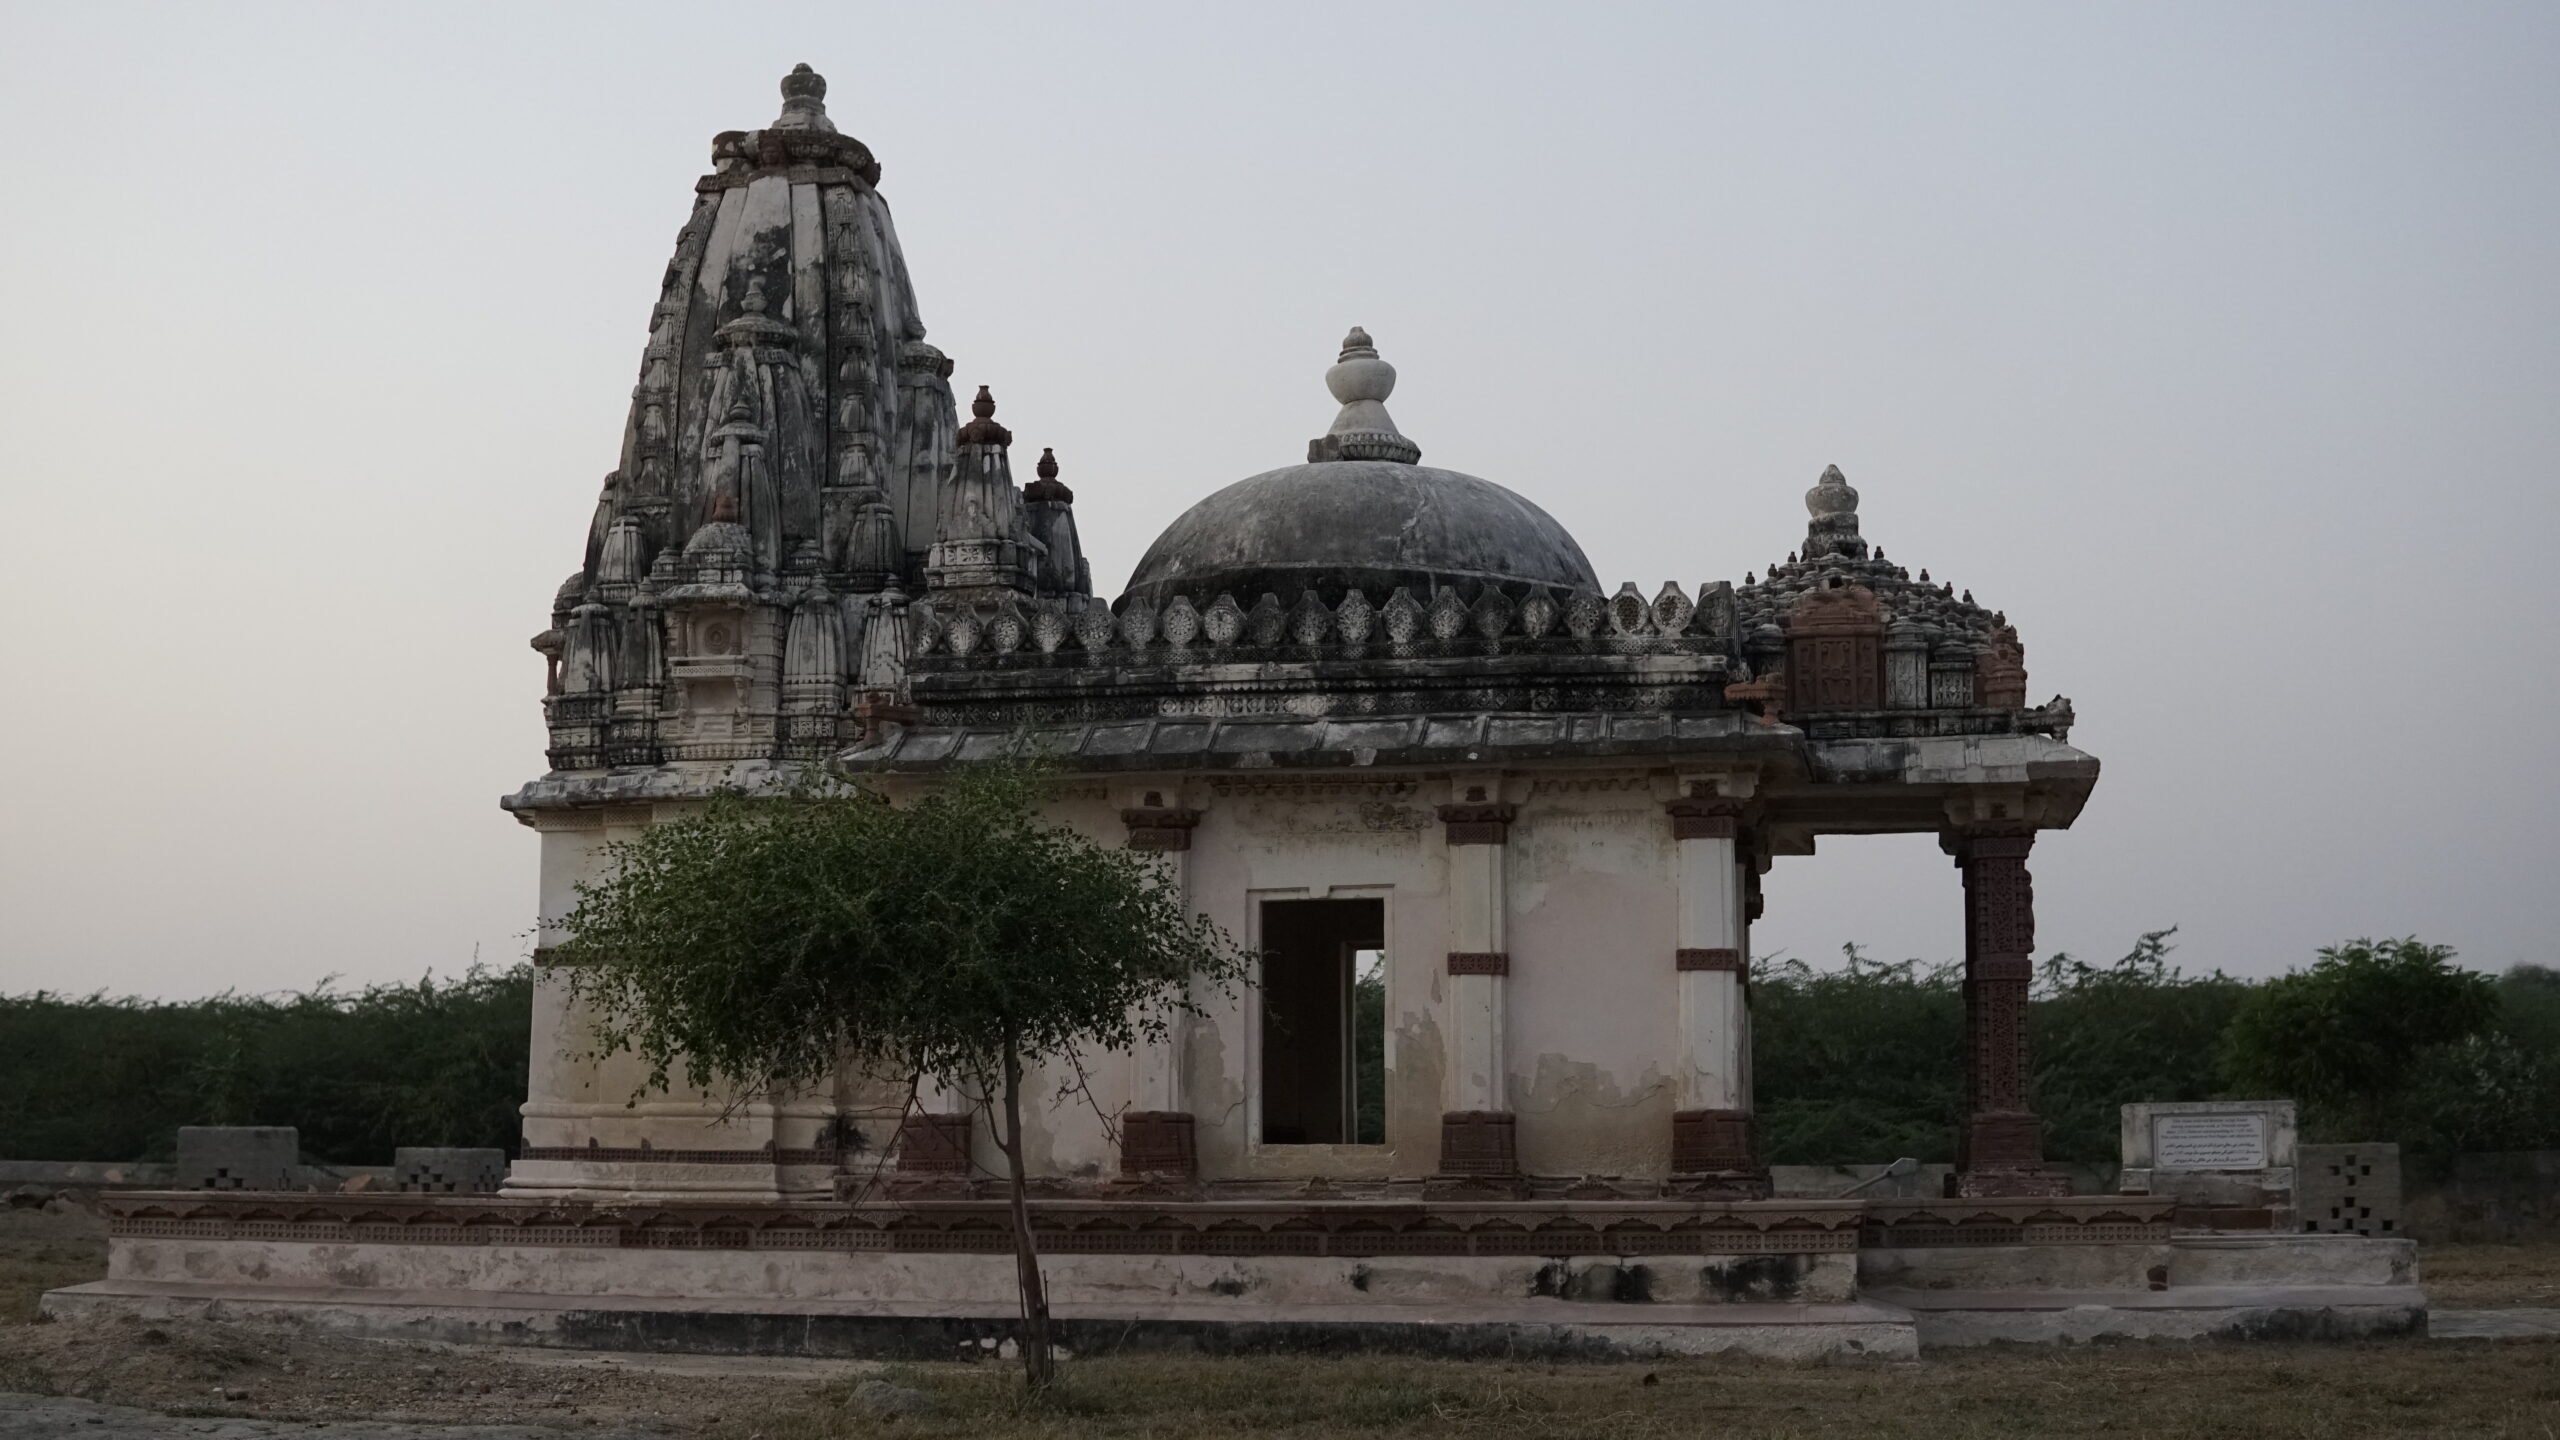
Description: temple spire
1308,326,1421,465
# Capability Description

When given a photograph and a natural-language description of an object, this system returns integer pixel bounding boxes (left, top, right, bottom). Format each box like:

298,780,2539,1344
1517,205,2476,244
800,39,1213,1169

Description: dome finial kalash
1308,326,1421,464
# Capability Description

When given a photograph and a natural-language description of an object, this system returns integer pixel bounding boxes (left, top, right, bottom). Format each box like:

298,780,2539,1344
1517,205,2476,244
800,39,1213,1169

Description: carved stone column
1944,823,2069,1198
1119,798,1201,1179
1437,793,1517,1179
1665,787,1765,1194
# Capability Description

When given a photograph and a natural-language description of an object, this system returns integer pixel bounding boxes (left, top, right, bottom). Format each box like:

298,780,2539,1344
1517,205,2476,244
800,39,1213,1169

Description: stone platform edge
99,1191,2177,1259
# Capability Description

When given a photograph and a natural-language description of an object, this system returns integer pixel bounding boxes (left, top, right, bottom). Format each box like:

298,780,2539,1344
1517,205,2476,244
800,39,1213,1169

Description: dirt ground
7,1202,2560,1438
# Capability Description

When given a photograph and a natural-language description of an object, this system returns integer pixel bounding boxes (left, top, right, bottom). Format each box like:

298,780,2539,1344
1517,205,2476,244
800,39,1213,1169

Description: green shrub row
3,935,2551,1166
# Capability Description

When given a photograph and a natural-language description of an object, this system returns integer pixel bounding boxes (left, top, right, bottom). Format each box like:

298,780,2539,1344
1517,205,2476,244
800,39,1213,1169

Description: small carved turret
1020,447,1093,599
924,387,1042,604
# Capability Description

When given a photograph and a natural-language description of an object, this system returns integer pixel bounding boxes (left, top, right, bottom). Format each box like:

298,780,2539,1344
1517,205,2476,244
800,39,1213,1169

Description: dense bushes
1756,932,2553,1163
1754,929,2251,1164
0,967,532,1165
3,939,2550,1168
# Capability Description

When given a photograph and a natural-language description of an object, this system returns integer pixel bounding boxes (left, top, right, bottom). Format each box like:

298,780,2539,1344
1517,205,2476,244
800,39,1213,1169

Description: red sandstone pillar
1944,823,2068,1198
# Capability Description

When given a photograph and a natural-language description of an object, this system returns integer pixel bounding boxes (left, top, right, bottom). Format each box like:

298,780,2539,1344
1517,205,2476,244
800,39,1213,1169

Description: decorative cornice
1437,803,1517,846
1665,791,1744,841
1120,807,1203,852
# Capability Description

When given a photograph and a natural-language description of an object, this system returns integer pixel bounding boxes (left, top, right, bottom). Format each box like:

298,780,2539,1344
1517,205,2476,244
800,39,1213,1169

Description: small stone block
175,1127,299,1192
2298,1142,2402,1236
392,1148,508,1194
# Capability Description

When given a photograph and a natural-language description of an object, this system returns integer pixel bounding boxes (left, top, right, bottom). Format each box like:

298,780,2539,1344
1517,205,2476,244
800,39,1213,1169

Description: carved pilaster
1944,823,2068,1198
1437,788,1515,1181
1666,786,1764,1194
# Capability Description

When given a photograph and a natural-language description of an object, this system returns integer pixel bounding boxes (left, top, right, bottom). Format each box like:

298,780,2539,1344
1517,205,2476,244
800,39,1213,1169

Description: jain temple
58,68,2424,1358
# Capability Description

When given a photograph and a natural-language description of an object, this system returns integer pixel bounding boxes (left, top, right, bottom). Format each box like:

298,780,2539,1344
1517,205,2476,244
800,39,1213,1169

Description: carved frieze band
1446,951,1511,976
1675,948,1744,973
1436,803,1517,847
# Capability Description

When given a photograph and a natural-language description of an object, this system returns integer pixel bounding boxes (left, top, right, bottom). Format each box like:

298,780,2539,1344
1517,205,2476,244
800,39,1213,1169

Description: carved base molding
517,1146,839,1167
102,1192,1871,1258
893,1115,973,1176
1670,1109,1758,1177
1437,1111,1519,1178
1118,1112,1197,1179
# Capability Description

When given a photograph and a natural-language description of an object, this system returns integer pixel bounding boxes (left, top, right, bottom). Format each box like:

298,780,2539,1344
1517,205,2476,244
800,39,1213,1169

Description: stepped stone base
53,1191,2424,1360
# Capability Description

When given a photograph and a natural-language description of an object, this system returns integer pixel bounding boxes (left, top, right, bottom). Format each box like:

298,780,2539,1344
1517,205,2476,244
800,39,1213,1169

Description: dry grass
0,1206,106,1325
3,1208,2559,1437
2424,1242,2560,1308
720,1344,2560,1440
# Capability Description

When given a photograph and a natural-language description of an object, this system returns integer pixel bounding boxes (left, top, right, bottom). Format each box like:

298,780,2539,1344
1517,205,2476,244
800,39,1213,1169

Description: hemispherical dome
1122,329,1599,606
1122,459,1598,606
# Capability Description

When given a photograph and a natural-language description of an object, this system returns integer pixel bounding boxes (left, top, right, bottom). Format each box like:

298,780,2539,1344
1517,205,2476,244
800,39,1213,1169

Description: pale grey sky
2,2,2554,999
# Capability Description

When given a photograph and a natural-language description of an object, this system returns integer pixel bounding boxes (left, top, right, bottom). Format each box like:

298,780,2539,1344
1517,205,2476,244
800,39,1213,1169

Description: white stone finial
1310,326,1420,465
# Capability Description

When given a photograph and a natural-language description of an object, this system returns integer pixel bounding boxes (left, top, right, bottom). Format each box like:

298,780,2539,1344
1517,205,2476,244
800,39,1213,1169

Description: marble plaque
2154,1112,2268,1170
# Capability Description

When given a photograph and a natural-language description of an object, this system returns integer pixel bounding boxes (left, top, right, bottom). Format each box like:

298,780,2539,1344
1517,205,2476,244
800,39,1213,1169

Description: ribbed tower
533,65,965,771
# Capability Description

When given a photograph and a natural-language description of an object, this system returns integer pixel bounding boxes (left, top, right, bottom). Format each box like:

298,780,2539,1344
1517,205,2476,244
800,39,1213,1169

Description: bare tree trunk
998,1032,1056,1390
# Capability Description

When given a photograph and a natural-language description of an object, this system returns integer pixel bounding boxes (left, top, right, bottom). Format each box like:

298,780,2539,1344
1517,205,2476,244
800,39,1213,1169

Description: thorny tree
554,764,1249,1389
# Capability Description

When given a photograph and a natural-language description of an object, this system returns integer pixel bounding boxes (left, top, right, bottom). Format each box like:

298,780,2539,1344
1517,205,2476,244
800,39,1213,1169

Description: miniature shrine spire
1802,463,1868,562
1308,326,1421,465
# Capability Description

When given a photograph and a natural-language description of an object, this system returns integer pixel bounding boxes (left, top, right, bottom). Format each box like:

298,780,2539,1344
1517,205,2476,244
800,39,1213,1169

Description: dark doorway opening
1259,898,1387,1146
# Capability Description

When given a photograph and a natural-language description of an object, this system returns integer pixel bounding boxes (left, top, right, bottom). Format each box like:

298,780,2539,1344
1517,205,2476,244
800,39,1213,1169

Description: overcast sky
2,2,2554,999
